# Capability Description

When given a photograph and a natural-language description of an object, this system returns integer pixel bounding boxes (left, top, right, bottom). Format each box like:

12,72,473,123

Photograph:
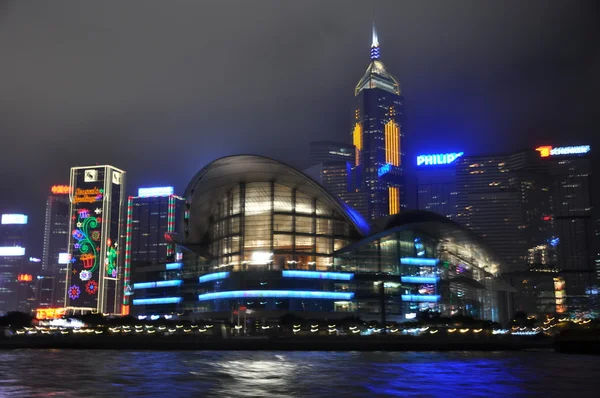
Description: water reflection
0,350,599,397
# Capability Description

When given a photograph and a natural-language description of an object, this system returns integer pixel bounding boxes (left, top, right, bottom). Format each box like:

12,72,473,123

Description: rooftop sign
536,145,590,158
51,185,71,195
417,152,464,166
1,214,28,224
137,187,174,197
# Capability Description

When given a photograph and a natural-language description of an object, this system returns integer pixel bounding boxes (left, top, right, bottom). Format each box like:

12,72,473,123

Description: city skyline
0,2,598,254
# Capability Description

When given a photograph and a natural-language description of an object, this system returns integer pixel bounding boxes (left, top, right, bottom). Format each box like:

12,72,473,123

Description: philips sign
417,152,464,166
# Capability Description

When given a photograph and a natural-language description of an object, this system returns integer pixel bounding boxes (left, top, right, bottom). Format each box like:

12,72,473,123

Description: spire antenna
371,23,380,60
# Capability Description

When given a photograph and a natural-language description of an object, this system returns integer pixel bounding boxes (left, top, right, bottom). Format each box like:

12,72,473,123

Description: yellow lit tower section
351,24,404,219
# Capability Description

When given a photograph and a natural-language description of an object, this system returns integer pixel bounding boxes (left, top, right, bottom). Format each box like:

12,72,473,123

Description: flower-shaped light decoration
68,285,81,300
85,280,98,295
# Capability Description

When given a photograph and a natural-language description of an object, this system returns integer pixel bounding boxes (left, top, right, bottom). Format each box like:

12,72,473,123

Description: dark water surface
1,350,599,397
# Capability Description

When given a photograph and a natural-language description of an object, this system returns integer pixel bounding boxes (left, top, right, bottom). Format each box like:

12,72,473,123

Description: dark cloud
0,0,598,254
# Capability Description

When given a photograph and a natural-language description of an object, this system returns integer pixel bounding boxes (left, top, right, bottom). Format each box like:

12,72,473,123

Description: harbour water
0,350,598,397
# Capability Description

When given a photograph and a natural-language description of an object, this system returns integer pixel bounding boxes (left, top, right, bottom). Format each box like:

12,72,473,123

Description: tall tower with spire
349,25,405,220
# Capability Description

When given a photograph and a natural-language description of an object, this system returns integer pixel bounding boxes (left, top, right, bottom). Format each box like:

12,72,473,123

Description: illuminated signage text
51,185,71,195
417,152,464,166
0,246,26,256
378,163,392,177
137,186,174,197
1,214,28,224
536,145,590,158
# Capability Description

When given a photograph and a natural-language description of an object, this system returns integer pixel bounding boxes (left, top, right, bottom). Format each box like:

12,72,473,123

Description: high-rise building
121,186,184,315
64,165,126,314
0,214,28,314
350,26,404,220
456,154,526,271
415,152,464,219
304,141,360,208
308,141,355,166
41,184,71,307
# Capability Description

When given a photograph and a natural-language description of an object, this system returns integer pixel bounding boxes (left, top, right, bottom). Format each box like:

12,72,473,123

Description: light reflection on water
0,350,599,397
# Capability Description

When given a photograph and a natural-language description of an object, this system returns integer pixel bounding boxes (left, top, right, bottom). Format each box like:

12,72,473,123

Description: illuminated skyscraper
0,214,28,313
351,25,404,220
121,187,184,315
41,185,71,307
64,166,126,314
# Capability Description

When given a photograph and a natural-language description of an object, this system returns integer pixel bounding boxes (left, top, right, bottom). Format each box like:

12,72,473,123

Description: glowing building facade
41,185,71,307
0,214,28,314
64,166,126,314
350,26,404,220
121,187,184,315
130,155,511,325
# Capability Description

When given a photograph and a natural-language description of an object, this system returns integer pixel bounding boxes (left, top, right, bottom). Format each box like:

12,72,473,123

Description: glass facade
207,182,352,273
129,155,510,325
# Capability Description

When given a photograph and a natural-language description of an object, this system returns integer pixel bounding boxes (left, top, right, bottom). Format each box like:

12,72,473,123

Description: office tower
535,145,594,312
41,185,71,307
121,186,184,315
305,141,359,207
455,154,526,272
415,152,463,219
308,141,355,166
64,165,126,314
0,214,28,313
351,25,404,220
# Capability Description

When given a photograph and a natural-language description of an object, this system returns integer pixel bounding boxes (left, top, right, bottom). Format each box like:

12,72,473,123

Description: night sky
0,1,598,256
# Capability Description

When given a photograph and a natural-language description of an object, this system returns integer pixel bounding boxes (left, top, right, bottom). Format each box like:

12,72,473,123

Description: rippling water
1,350,599,397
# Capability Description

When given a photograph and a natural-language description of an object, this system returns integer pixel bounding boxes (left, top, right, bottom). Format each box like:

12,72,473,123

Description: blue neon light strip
198,272,230,283
198,290,355,301
401,276,440,284
401,295,440,302
133,280,183,289
400,258,439,266
132,297,182,305
282,270,354,281
165,262,183,270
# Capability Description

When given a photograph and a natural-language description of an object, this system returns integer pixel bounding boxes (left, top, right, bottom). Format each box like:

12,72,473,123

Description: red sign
51,185,71,194
239,306,247,311
17,274,33,282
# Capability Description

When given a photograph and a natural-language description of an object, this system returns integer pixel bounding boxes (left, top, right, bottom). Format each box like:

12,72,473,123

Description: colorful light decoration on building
133,280,183,289
536,145,590,157
197,290,355,301
0,246,26,256
401,276,439,284
132,297,183,305
378,163,391,177
36,307,67,320
137,186,175,197
68,285,81,299
281,270,354,281
384,120,400,166
416,152,464,166
1,214,28,224
388,187,399,215
17,274,33,282
400,257,439,266
165,262,183,270
51,185,71,195
198,272,230,283
401,294,440,302
85,280,98,295
352,120,362,167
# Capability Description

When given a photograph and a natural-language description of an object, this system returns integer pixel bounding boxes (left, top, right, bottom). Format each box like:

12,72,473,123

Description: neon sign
417,152,464,166
137,186,174,197
1,214,28,224
378,163,392,177
51,185,71,194
0,246,26,256
536,145,590,157
73,187,103,204
18,274,33,282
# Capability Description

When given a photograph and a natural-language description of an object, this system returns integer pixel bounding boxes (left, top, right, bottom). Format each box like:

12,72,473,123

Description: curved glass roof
178,155,371,246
